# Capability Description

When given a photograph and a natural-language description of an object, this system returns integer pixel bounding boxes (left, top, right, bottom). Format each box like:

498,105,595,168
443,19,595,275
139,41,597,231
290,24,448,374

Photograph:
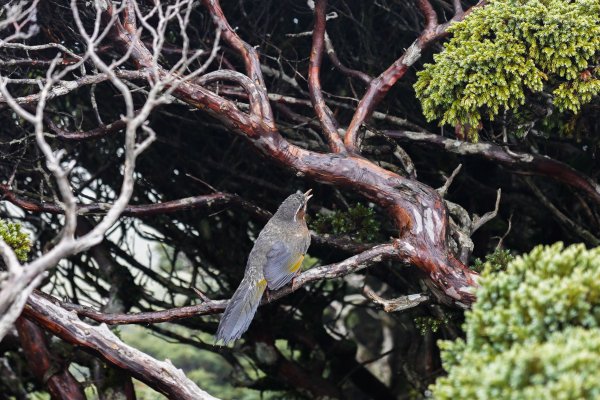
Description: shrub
432,243,600,399
415,0,600,141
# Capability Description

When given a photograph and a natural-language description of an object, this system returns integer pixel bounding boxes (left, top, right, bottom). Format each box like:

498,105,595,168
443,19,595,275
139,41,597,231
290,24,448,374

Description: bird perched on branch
215,190,313,344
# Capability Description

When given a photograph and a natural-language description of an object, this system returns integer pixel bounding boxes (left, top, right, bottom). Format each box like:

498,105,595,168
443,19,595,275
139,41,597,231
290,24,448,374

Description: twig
362,286,428,312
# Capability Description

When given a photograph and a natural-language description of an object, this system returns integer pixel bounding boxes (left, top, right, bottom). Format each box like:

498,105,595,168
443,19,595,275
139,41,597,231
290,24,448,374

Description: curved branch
23,294,218,400
197,70,263,117
324,33,372,85
343,1,486,152
201,0,274,127
308,0,346,153
385,130,600,205
46,114,127,141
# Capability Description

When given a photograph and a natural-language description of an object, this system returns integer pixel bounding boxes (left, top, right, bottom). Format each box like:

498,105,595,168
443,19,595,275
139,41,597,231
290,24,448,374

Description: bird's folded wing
263,241,304,291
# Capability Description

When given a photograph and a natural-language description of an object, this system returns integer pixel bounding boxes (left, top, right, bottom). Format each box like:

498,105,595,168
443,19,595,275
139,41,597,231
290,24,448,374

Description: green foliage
432,243,600,399
0,219,31,262
415,0,600,141
311,203,382,243
414,315,450,335
435,327,600,399
471,248,514,273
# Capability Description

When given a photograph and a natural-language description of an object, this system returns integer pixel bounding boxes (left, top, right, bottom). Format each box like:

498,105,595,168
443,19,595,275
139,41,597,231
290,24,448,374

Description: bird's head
273,189,313,223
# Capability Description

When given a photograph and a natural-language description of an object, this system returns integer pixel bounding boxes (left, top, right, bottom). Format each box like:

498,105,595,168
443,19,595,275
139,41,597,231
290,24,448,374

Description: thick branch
15,317,86,400
23,294,218,400
107,1,478,306
308,0,346,153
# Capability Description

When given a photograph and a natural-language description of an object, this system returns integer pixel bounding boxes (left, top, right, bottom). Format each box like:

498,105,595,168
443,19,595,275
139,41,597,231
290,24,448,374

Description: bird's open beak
304,189,313,202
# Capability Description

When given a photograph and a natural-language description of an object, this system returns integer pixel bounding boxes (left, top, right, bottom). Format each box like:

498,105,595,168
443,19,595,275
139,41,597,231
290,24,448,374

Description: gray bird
215,190,313,344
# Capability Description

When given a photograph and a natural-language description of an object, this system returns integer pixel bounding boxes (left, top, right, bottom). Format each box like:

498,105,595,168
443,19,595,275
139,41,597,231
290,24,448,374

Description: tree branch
385,130,600,205
105,0,479,307
343,1,486,152
308,0,346,153
23,294,219,400
15,317,86,400
41,242,422,325
201,0,274,127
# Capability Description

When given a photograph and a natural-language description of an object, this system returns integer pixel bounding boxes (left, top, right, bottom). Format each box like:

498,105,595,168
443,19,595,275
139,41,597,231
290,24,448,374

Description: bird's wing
263,241,304,291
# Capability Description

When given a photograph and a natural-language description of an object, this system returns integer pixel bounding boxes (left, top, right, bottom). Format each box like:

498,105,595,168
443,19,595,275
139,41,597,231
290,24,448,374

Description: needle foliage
415,0,600,141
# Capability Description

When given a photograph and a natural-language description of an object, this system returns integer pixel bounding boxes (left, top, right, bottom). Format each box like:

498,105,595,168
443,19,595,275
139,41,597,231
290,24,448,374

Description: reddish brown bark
15,317,85,400
308,0,346,153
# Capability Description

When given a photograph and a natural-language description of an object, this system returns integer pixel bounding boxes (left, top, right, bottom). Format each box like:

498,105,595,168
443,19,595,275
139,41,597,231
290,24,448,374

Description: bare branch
437,164,462,197
23,294,219,400
472,189,501,233
308,0,346,153
363,286,429,312
48,242,410,325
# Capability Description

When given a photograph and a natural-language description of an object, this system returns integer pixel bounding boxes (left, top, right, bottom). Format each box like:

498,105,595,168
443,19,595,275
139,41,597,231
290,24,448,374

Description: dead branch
363,286,429,312
472,189,501,233
23,294,219,400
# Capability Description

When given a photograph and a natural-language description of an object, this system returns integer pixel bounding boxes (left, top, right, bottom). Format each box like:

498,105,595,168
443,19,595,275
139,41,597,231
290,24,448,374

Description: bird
215,190,313,345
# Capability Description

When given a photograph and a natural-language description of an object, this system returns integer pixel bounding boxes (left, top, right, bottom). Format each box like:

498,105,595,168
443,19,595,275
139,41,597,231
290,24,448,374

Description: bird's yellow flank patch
289,255,304,273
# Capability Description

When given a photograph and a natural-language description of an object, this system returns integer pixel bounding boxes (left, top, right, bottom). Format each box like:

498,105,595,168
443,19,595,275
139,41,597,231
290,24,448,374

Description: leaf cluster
415,0,600,141
311,203,382,243
471,248,514,273
0,219,31,262
432,243,600,398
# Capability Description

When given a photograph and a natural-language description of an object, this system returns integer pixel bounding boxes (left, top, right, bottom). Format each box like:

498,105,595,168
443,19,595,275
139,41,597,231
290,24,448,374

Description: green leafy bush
0,219,31,262
434,328,600,399
432,243,600,399
415,0,600,141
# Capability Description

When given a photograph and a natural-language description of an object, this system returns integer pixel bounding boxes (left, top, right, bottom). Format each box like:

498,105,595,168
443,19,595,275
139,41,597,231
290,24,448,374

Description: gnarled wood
23,294,219,400
15,317,85,400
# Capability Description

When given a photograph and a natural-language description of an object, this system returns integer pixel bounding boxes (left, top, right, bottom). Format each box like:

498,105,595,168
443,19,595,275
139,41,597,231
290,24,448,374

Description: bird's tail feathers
215,278,267,345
